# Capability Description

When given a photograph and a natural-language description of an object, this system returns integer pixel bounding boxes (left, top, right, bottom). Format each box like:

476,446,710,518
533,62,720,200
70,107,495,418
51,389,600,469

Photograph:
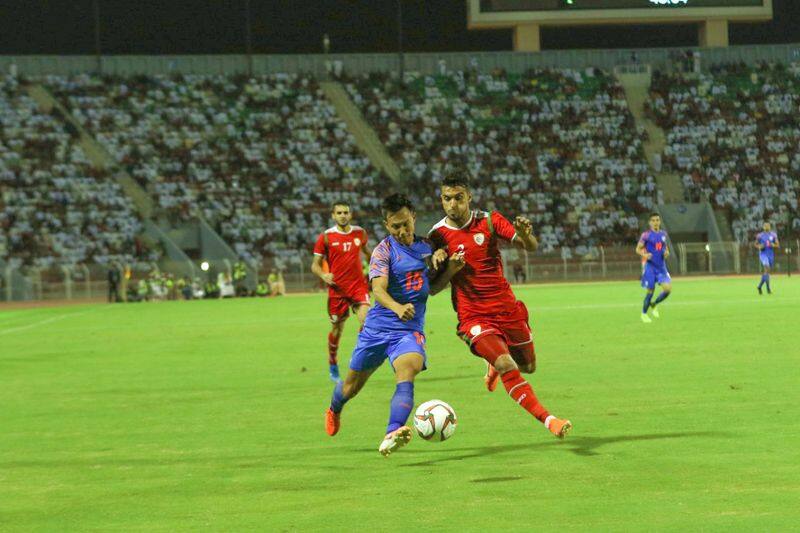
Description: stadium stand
345,68,662,256
0,75,157,269
647,61,800,242
46,73,391,267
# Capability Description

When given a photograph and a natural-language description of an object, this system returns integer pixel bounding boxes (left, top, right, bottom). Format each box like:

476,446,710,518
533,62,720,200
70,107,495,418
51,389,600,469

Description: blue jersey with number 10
365,235,433,333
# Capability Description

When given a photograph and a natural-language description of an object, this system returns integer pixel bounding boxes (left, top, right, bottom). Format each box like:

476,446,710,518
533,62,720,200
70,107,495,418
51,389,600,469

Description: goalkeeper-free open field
1,277,799,531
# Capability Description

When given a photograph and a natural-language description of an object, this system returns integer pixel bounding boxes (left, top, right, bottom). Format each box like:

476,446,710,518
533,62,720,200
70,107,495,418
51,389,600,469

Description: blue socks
643,292,654,314
654,291,670,305
330,381,349,414
386,381,414,434
758,274,770,291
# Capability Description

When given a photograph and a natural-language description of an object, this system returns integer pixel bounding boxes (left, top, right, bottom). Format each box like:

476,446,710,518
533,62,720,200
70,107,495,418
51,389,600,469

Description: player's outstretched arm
311,254,334,286
372,276,415,321
512,216,538,252
430,251,465,295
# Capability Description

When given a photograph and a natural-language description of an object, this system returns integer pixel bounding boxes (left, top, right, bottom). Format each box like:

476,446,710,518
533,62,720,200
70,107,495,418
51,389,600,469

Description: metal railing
2,241,797,302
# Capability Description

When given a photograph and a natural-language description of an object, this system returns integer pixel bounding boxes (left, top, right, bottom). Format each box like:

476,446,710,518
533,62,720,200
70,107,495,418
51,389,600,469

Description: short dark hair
331,201,350,212
381,193,414,219
441,171,470,191
649,212,661,219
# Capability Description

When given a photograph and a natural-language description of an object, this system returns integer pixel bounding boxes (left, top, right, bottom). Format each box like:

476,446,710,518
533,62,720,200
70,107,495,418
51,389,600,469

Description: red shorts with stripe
456,301,533,354
327,282,370,323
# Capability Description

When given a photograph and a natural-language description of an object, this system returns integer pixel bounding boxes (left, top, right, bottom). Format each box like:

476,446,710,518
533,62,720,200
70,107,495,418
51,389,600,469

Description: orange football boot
325,408,340,436
546,417,572,439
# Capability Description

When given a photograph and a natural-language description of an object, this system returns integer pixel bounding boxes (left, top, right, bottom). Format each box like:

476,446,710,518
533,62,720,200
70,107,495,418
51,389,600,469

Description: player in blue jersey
754,222,780,295
325,193,465,456
636,213,672,323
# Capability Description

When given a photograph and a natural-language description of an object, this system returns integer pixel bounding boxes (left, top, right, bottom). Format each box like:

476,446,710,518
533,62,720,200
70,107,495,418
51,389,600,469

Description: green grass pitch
1,277,799,531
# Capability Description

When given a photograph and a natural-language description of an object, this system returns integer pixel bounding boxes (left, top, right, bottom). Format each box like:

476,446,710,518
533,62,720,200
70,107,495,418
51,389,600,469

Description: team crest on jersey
470,325,482,336
354,238,361,247
473,233,485,246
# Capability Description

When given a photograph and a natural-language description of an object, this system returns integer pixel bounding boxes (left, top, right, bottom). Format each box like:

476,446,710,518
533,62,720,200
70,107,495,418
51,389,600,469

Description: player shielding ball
428,173,571,439
637,213,672,323
755,222,779,295
325,193,465,456
311,202,372,382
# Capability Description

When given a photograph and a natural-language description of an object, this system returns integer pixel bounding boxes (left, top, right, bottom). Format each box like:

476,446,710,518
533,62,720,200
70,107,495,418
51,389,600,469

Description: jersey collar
329,225,353,235
442,211,475,231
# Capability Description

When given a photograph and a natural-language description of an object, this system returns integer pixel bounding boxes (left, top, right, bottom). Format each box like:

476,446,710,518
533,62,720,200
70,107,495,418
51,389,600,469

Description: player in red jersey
311,201,372,382
428,173,572,439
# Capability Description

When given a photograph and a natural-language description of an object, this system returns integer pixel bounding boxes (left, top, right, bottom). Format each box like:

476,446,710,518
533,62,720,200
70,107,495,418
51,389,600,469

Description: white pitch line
0,308,98,337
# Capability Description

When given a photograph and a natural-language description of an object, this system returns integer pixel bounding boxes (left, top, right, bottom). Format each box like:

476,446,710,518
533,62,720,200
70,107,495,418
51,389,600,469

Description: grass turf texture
1,277,799,531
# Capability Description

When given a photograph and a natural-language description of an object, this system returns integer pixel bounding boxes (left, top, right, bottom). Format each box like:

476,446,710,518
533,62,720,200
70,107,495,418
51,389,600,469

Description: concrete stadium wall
1,43,799,77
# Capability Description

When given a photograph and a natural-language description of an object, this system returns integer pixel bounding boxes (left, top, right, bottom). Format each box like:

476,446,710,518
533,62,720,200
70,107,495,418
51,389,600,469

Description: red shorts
328,283,370,323
457,301,533,354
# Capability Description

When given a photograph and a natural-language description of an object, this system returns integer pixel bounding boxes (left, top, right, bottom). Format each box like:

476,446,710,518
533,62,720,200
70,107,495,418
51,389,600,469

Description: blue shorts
641,263,671,290
348,326,427,372
760,253,774,268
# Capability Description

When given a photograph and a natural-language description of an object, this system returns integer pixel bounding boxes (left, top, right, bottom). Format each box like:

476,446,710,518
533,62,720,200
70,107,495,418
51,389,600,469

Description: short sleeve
369,240,391,280
491,212,517,242
427,227,447,250
638,231,649,244
313,233,327,257
361,228,369,247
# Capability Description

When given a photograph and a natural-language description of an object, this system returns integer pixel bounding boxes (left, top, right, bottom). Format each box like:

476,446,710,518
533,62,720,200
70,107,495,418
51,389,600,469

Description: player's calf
510,343,536,374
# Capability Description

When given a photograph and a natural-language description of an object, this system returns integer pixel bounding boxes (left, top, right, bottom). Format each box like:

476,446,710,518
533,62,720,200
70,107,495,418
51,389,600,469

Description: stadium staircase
320,81,402,183
616,68,685,204
25,84,244,281
713,210,735,241
26,84,155,219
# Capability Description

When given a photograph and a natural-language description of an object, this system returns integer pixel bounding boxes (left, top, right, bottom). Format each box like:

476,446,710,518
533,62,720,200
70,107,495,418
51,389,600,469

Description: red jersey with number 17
313,225,369,297
428,210,519,322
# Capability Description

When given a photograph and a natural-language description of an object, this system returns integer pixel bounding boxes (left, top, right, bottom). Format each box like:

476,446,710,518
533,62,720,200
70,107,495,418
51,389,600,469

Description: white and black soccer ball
413,399,457,442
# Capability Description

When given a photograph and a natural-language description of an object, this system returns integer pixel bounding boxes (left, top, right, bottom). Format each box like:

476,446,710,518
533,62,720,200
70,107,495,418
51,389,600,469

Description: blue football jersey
365,235,433,333
756,231,778,257
639,230,669,269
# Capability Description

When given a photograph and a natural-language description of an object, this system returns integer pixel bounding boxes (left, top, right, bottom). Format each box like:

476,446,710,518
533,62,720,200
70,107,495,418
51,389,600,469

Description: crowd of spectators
46,73,390,268
346,67,661,256
0,75,158,270
647,61,800,243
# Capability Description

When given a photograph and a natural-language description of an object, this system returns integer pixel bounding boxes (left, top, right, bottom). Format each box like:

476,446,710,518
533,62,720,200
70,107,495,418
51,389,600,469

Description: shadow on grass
397,431,731,467
471,475,525,483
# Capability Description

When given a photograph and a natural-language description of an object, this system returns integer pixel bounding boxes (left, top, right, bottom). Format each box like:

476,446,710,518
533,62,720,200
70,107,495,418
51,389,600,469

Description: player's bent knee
393,353,424,381
493,354,518,374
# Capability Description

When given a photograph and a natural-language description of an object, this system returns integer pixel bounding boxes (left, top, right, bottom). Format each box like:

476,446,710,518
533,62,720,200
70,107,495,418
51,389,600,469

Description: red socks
501,369,550,424
328,332,340,366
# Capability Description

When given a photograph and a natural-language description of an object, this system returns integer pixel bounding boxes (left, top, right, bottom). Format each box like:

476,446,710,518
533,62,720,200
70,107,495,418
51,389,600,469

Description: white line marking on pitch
0,308,100,337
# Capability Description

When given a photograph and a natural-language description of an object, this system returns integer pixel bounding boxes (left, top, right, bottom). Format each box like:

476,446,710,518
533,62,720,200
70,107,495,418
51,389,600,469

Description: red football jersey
313,225,368,296
428,211,518,321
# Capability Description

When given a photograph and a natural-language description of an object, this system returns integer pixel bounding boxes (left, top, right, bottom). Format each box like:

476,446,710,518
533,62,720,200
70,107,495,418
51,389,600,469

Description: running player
311,202,372,382
637,213,672,323
325,193,465,456
755,222,779,295
428,173,572,439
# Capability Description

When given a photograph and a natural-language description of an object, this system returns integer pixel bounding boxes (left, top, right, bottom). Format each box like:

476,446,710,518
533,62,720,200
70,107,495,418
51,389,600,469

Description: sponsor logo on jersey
474,233,485,246
332,242,340,246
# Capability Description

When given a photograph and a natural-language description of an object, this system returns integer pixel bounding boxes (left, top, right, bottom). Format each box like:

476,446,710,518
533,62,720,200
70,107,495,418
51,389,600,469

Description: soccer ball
413,399,457,441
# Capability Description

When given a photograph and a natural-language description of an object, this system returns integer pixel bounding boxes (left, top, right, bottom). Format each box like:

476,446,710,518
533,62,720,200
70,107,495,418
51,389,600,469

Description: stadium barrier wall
3,241,797,302
2,43,799,77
